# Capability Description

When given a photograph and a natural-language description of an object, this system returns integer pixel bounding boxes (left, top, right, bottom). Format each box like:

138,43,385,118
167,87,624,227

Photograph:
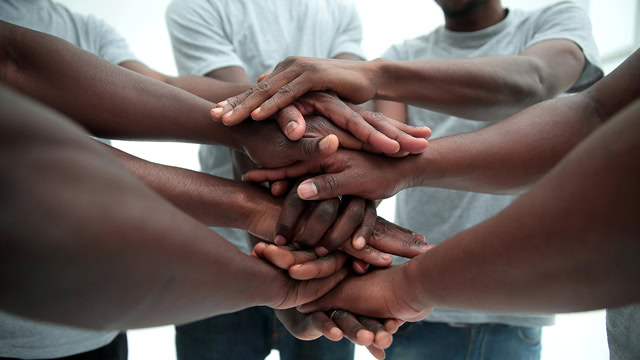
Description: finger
331,310,374,346
293,134,339,162
253,242,269,258
310,312,344,341
276,105,306,141
285,267,349,308
303,115,366,152
341,243,393,268
352,259,369,274
270,180,290,197
386,117,432,139
296,174,356,201
351,200,376,250
366,344,386,360
358,316,393,349
349,104,429,154
257,72,272,83
262,244,317,269
276,181,311,245
293,198,340,249
308,93,401,154
367,217,434,258
384,319,406,334
317,197,365,252
242,161,322,183
251,73,313,121
289,252,349,280
210,89,255,125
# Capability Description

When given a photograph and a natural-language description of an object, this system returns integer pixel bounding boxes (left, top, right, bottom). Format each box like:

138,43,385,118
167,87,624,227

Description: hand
270,92,431,155
229,118,339,168
298,263,434,322
252,221,432,280
275,308,404,360
211,57,377,125
243,149,416,200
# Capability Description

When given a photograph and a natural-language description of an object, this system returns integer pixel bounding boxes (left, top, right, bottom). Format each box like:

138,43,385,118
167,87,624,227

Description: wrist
367,58,387,100
403,255,435,310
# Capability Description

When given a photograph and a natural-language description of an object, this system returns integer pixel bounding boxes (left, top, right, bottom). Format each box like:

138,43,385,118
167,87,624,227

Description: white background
55,0,639,359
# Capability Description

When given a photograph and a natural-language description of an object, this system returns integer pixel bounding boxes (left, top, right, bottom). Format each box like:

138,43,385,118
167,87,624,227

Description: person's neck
444,2,506,32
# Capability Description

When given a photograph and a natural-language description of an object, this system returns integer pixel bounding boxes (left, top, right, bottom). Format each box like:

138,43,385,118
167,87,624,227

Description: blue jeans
386,322,541,360
175,306,354,360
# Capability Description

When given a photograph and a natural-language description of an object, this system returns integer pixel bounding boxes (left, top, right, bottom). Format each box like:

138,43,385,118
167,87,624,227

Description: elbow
513,58,554,107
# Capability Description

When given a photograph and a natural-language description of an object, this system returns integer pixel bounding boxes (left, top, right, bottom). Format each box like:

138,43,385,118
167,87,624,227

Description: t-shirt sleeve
329,0,366,60
166,0,243,76
86,15,138,65
525,1,603,92
381,42,406,61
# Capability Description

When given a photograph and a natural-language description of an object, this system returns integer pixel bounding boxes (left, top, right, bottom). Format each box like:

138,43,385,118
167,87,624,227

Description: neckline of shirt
440,8,516,47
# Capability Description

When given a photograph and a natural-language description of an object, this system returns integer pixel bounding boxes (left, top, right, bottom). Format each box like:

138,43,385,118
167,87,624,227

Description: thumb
297,174,351,201
295,134,339,162
276,105,306,141
284,267,348,309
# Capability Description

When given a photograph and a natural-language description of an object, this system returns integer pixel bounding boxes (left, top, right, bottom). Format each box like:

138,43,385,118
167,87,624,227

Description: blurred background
54,0,640,359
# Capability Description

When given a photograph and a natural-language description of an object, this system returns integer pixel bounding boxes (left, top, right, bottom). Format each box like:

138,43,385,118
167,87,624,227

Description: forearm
0,21,238,147
103,144,280,239
410,100,640,313
402,93,601,194
166,75,253,103
0,86,279,329
373,56,562,121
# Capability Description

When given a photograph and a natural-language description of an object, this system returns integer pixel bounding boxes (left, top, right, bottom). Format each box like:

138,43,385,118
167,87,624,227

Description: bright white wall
54,0,637,359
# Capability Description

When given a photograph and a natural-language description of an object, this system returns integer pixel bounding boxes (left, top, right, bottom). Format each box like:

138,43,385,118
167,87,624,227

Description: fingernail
291,264,303,270
412,233,426,242
285,121,299,136
353,236,366,249
298,181,318,199
222,110,234,122
421,244,434,250
241,174,248,181
252,107,262,116
217,100,228,107
319,135,333,151
275,235,287,246
211,107,223,114
315,246,329,257
381,253,392,261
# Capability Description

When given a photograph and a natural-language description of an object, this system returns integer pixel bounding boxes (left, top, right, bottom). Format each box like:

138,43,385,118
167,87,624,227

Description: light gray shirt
0,0,137,357
166,0,365,253
383,1,602,327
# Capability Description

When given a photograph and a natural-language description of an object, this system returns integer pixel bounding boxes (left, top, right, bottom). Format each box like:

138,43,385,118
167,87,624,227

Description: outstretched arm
244,49,640,198
0,85,345,330
299,97,640,320
213,39,588,124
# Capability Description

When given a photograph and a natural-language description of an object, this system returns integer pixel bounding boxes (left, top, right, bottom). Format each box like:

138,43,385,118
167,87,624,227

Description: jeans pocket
516,326,542,345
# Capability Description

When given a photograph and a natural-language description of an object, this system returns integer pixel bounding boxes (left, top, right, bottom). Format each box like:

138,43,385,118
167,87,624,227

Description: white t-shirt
166,0,365,253
383,1,602,327
0,0,137,357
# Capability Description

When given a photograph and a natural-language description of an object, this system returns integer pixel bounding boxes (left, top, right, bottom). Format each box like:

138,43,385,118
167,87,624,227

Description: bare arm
214,39,587,124
299,97,640,319
374,40,586,120
244,49,640,197
119,61,252,103
0,85,345,330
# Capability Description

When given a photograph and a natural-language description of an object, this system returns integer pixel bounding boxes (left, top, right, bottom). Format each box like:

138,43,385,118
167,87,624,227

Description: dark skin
243,50,639,200
293,51,640,321
210,0,587,127
0,21,428,348
0,85,349,330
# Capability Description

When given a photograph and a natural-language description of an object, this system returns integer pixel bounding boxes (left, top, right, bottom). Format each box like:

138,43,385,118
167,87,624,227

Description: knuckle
322,176,339,194
372,111,386,123
256,81,270,92
280,83,297,97
345,203,365,224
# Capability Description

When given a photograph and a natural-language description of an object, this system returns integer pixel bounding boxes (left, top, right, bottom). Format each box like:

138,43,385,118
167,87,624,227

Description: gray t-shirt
383,1,602,327
0,0,137,357
607,304,640,360
166,0,365,253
